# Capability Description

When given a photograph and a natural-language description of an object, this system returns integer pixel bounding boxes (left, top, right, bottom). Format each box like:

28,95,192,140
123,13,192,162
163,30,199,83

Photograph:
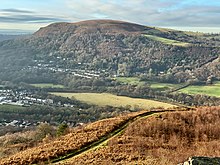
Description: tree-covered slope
0,20,219,83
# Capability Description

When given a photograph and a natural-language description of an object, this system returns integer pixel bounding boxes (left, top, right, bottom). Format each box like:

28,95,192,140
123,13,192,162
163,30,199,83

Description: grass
0,104,25,112
183,31,204,36
115,77,143,85
51,92,175,109
178,81,220,97
149,82,182,91
30,83,65,89
145,34,191,47
115,77,183,91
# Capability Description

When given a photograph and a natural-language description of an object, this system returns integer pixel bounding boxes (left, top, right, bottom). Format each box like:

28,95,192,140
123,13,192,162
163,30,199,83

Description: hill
0,20,219,84
0,34,21,42
1,106,220,164
34,20,149,36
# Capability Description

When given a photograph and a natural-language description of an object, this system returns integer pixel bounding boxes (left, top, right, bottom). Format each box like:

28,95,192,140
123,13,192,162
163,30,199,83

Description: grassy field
52,93,175,109
116,77,182,91
0,104,25,111
115,77,143,85
178,81,220,97
30,83,65,88
150,82,182,91
145,35,190,47
115,76,220,97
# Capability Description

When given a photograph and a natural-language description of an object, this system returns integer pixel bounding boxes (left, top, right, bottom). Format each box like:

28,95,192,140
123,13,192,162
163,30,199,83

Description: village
0,87,78,107
0,89,54,106
22,56,108,79
0,88,78,129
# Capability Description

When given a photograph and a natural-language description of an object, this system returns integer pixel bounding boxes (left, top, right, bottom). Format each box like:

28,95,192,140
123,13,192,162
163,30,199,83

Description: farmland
145,34,191,46
178,81,220,97
30,83,65,88
51,93,175,109
115,77,182,91
115,77,143,85
0,104,25,112
149,82,182,91
115,77,220,98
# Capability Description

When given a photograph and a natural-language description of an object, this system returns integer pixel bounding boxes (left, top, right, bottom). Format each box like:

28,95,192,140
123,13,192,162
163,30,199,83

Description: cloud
1,8,34,14
0,0,220,31
0,8,69,24
0,15,67,23
64,0,220,27
155,6,220,27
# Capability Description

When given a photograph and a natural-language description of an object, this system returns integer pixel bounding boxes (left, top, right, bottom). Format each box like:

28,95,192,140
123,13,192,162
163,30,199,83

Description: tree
56,123,69,137
34,123,55,141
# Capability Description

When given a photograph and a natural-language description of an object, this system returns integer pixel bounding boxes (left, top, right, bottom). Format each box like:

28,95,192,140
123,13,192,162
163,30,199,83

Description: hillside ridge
0,19,220,87
34,19,151,37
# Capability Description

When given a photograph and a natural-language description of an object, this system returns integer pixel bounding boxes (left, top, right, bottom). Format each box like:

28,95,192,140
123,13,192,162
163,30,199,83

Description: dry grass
51,92,175,109
0,111,148,165
0,131,37,159
62,106,220,165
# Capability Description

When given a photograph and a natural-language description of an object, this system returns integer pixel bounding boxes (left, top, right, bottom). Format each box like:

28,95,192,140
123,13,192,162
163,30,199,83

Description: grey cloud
1,9,34,14
0,8,69,24
1,1,220,28
0,15,67,23
152,6,220,27
64,0,220,27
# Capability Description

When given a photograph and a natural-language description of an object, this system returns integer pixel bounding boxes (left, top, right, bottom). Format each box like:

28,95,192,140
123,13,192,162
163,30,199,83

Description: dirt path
52,109,183,164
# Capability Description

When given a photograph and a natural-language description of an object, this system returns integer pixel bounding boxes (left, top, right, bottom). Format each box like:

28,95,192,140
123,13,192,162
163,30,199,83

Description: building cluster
0,87,77,108
22,58,106,79
0,119,34,128
0,89,54,106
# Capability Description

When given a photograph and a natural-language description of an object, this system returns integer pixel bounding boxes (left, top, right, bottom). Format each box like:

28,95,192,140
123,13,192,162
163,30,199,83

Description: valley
0,19,220,164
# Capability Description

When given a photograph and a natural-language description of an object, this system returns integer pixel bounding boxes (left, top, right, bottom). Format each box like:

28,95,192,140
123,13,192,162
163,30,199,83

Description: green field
115,77,182,91
30,83,65,88
52,92,175,110
178,81,220,97
116,77,143,85
150,82,182,91
0,104,25,112
145,35,190,47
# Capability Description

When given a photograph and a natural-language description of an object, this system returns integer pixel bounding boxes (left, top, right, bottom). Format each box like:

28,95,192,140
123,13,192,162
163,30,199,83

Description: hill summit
34,20,151,37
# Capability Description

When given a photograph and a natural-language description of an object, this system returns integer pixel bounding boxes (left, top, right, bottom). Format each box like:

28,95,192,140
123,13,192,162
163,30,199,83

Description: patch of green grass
51,92,175,109
0,104,25,112
178,81,220,97
115,77,143,85
183,31,204,36
150,82,182,91
145,35,191,47
30,83,65,89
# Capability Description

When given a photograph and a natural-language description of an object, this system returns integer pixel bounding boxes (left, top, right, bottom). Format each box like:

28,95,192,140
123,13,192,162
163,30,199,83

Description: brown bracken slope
34,20,151,37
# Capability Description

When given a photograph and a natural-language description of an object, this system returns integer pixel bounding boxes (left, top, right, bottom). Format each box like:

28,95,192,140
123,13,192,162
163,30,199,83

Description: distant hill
0,20,219,83
0,34,21,42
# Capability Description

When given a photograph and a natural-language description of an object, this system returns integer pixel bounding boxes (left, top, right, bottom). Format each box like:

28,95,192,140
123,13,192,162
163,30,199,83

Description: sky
0,0,220,33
